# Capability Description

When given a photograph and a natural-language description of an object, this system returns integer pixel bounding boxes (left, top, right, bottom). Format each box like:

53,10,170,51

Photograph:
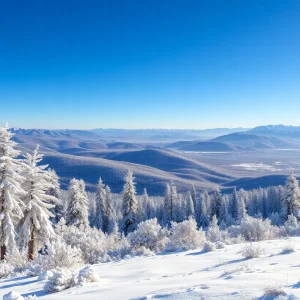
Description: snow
2,238,300,299
232,163,278,171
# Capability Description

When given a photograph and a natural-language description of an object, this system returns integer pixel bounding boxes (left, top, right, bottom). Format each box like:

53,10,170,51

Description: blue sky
0,0,299,129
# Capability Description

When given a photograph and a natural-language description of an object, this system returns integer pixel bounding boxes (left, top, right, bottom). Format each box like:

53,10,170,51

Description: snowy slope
2,238,300,299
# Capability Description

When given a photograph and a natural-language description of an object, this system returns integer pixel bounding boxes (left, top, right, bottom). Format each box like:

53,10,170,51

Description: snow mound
78,266,100,284
3,291,36,300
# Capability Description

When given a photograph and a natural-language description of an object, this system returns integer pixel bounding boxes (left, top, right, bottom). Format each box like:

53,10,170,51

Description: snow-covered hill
2,237,300,299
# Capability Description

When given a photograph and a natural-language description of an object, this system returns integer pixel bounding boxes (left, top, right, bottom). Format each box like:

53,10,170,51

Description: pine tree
191,185,197,210
55,217,67,236
103,185,114,233
19,146,56,260
122,171,138,235
47,169,61,224
0,124,26,260
142,188,151,220
231,188,247,223
268,186,282,215
198,191,210,227
211,189,222,221
231,187,239,220
66,178,89,228
262,190,268,219
281,170,300,221
163,183,172,225
219,196,228,226
170,182,178,221
185,191,195,219
248,190,261,217
203,190,211,217
94,177,106,230
238,193,247,222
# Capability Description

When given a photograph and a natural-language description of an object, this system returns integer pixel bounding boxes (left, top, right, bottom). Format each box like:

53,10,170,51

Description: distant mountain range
166,130,300,152
249,125,300,140
211,132,299,149
6,125,300,194
166,141,247,152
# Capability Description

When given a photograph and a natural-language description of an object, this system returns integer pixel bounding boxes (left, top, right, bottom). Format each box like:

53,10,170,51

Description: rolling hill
210,132,299,149
249,124,300,140
166,141,247,152
41,151,225,195
6,127,297,194
107,149,235,184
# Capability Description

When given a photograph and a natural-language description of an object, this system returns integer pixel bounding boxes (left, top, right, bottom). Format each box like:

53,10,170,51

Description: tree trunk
1,245,6,261
28,223,35,261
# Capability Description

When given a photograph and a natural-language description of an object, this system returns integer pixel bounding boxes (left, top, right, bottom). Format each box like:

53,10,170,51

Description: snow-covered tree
163,183,172,225
66,178,89,228
168,217,205,251
203,190,211,217
211,189,222,221
174,193,183,222
122,171,138,235
104,185,115,233
261,189,268,219
207,215,222,242
231,187,239,220
219,196,229,226
128,218,168,252
281,170,300,221
0,124,26,260
198,191,210,228
238,194,247,222
19,146,56,260
94,177,106,230
47,169,62,224
164,182,178,225
268,186,282,215
185,191,195,219
191,185,197,210
248,190,261,217
230,187,246,223
142,188,152,221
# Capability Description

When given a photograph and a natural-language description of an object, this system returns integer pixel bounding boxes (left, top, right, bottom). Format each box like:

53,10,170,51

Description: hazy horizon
5,124,300,131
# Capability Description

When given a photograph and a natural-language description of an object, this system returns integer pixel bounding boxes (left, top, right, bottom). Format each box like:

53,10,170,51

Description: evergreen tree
0,124,26,260
163,183,172,225
248,190,261,217
47,169,61,224
211,189,222,221
142,188,152,220
268,186,282,215
203,190,211,217
191,185,197,210
238,193,247,222
66,178,89,228
55,217,67,236
185,191,195,219
281,170,300,220
198,192,210,228
19,146,56,260
219,196,228,225
94,177,106,230
171,182,178,221
104,185,114,233
231,187,239,220
122,171,138,235
262,190,268,219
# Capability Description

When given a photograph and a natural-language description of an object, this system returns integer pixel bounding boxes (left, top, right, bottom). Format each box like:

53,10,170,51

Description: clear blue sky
0,0,299,129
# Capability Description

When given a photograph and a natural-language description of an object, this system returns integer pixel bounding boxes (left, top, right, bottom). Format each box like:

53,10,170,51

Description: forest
1,124,300,295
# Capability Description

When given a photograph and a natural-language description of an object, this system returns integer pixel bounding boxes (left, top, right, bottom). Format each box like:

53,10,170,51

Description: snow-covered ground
2,238,300,300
